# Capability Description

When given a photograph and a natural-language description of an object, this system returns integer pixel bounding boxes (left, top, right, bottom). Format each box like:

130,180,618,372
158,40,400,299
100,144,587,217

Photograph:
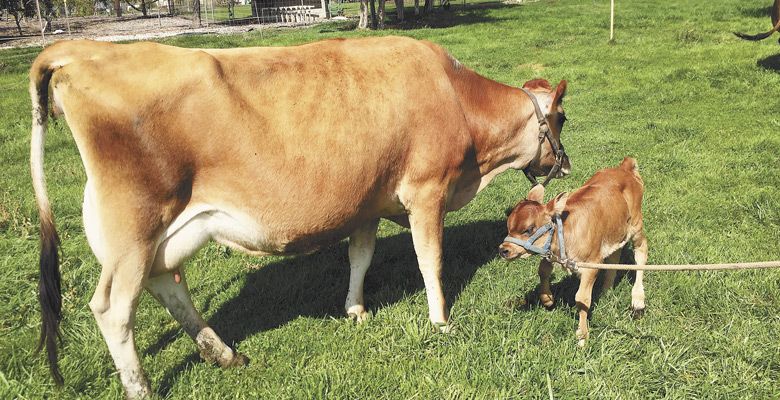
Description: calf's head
498,185,568,260
521,79,572,182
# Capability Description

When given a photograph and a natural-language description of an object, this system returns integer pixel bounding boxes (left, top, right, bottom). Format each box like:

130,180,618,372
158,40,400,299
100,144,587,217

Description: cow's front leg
345,219,380,322
408,198,449,332
538,259,554,308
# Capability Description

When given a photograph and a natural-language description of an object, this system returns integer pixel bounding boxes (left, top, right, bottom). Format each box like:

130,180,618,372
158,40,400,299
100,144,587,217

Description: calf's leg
574,267,599,347
538,259,554,308
601,252,620,292
631,231,648,318
344,219,380,322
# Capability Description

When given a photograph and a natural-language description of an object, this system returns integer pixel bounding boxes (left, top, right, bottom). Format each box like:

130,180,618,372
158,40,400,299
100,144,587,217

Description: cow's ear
522,79,552,91
527,184,545,203
547,192,568,215
553,80,567,104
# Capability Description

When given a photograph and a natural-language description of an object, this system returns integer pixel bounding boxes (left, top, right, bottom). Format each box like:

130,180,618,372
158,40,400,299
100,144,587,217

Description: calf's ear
547,192,568,215
526,184,545,203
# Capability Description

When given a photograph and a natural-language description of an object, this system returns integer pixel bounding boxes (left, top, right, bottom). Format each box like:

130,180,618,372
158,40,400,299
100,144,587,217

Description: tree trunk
321,0,330,19
12,10,23,35
194,0,201,26
167,0,174,15
114,0,122,17
369,0,376,29
414,0,418,16
424,0,431,14
358,0,368,28
377,0,384,28
395,0,403,21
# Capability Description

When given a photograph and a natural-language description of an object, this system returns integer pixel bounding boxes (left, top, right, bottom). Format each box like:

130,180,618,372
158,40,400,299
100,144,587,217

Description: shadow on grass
150,219,505,396
758,53,780,73
382,1,515,30
738,5,773,19
507,246,638,314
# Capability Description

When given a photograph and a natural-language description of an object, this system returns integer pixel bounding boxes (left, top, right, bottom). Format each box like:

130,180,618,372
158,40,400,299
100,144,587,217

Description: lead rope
539,217,780,272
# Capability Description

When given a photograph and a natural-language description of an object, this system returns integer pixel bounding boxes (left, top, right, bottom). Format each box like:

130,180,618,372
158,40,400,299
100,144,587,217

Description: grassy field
2,0,780,398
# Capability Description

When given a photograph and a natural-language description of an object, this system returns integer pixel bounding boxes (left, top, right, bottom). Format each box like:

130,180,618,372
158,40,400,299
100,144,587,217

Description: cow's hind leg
145,272,248,368
145,213,248,367
345,219,379,322
89,253,153,399
84,183,153,398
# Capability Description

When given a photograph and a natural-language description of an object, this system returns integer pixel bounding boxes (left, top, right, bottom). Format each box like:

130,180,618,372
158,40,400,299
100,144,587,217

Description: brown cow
735,0,780,43
30,37,570,397
498,157,647,346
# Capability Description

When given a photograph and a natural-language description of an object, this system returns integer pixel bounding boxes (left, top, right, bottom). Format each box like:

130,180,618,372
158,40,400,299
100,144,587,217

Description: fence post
609,0,614,41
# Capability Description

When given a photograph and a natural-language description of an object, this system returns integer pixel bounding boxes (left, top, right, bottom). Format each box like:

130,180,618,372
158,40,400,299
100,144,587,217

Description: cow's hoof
432,322,452,334
577,338,587,348
630,306,645,320
346,307,370,323
224,352,250,368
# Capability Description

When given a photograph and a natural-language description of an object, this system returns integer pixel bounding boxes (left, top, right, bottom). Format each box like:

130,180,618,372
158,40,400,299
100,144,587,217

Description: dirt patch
0,14,323,49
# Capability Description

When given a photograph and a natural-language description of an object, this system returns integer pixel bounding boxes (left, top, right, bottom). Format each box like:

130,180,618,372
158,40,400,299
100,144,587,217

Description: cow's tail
734,18,780,41
30,55,64,387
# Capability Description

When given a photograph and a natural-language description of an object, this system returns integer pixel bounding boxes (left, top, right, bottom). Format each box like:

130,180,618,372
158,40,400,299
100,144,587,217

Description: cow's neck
449,68,541,190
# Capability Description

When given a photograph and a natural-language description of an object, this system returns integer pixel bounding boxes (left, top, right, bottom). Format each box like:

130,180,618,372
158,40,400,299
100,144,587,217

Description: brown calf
499,157,648,346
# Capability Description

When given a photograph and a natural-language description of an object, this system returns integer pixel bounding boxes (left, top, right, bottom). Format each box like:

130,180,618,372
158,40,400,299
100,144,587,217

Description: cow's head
498,185,568,260
520,79,571,184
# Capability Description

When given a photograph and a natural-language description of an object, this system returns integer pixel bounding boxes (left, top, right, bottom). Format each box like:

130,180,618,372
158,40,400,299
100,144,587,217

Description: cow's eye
525,226,535,235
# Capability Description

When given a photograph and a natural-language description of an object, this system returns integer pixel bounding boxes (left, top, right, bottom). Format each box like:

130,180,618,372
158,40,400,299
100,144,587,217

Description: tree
126,0,158,17
1,0,24,35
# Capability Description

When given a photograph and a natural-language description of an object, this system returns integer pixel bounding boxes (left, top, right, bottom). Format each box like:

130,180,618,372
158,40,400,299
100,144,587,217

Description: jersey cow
734,0,780,43
30,36,570,398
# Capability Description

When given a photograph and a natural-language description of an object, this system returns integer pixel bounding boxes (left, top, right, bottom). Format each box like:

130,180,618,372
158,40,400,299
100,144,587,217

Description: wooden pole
609,0,614,41
33,0,45,46
63,0,72,35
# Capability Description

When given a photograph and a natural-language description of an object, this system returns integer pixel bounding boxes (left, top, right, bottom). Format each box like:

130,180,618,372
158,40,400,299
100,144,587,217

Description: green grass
2,0,780,398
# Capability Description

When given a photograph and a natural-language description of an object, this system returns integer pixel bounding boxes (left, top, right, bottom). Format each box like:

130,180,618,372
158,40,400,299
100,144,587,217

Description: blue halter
503,214,568,262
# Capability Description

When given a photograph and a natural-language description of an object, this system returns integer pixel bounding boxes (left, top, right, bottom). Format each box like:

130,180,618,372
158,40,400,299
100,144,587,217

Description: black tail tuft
36,217,63,386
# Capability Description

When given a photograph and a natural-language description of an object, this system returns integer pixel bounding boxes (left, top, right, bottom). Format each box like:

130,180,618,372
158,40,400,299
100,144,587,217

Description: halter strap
502,214,569,264
519,88,565,188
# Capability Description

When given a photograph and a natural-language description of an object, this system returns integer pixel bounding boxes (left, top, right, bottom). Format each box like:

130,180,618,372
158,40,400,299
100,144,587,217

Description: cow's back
41,37,472,252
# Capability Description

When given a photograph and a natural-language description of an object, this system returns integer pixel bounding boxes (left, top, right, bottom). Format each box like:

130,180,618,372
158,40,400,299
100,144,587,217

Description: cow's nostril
499,248,510,258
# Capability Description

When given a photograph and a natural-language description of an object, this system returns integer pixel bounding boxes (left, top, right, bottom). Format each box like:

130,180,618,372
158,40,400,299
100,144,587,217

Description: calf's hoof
539,293,554,308
630,306,645,320
575,329,588,347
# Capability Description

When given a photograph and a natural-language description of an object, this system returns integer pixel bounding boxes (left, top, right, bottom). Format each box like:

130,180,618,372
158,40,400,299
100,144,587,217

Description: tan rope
573,260,780,271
